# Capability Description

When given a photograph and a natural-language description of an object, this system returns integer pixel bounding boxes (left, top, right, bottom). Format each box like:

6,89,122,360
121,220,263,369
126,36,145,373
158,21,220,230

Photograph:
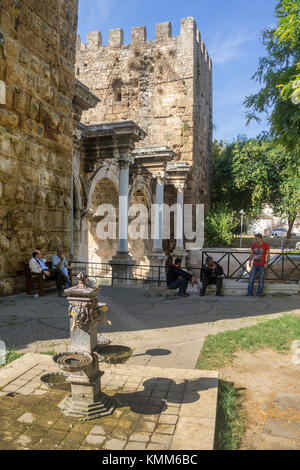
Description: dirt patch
219,349,300,450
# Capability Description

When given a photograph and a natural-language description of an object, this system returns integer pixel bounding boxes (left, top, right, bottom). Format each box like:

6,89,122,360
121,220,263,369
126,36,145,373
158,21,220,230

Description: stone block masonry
75,17,213,210
0,0,79,295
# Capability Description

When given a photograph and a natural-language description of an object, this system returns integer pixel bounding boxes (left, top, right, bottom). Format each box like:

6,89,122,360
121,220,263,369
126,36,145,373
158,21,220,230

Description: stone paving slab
0,353,218,450
0,353,50,389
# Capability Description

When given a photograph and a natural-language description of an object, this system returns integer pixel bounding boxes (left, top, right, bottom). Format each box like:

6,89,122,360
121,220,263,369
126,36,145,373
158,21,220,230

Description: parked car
269,227,297,237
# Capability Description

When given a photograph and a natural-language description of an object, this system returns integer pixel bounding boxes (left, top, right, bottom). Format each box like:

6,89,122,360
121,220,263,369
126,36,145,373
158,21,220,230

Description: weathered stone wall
0,0,78,295
75,17,212,209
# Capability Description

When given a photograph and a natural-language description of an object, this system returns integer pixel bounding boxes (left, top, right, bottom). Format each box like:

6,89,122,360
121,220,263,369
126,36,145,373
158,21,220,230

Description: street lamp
239,210,245,248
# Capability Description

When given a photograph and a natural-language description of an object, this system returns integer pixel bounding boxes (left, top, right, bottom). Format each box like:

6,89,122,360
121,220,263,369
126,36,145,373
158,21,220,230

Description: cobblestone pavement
0,287,299,369
0,354,218,450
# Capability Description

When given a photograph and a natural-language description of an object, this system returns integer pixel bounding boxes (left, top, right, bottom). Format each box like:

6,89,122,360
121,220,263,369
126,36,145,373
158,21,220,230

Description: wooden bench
25,261,72,296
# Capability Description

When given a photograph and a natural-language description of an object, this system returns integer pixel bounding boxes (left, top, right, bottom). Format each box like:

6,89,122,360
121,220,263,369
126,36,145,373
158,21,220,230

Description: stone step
196,279,300,296
146,280,300,297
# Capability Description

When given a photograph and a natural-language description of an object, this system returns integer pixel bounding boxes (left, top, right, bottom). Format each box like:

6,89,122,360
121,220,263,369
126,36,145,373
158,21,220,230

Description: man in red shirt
246,233,270,296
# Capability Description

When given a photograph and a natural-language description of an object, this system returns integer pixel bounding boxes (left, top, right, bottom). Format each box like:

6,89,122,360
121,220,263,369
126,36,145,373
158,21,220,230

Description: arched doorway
72,173,85,261
129,179,152,267
88,177,119,265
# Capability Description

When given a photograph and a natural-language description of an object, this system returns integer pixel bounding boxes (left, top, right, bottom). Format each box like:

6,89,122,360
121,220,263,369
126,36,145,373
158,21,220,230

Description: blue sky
77,0,278,142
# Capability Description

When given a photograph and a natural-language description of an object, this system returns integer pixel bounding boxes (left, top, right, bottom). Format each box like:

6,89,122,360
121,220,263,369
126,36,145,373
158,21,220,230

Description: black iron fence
70,250,300,286
200,250,300,282
69,261,167,287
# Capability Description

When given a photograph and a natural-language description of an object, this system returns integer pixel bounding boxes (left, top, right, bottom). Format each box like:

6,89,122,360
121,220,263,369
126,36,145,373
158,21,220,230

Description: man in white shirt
52,247,71,288
29,250,68,296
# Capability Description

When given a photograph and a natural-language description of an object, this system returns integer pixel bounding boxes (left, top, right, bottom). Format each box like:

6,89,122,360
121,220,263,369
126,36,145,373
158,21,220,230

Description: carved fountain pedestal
54,273,116,420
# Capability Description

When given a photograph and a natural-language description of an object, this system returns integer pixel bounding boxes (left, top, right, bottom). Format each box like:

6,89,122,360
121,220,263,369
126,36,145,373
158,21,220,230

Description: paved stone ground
0,353,218,450
0,286,299,370
0,286,299,450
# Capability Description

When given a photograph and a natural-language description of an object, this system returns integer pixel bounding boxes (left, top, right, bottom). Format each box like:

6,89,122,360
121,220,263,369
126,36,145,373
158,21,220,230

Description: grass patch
197,313,300,449
1,350,56,368
196,313,300,370
1,350,25,368
214,380,245,450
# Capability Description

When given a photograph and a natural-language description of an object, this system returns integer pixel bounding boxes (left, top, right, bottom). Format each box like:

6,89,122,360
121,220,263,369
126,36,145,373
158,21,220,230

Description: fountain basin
53,352,93,372
94,345,133,365
40,372,70,391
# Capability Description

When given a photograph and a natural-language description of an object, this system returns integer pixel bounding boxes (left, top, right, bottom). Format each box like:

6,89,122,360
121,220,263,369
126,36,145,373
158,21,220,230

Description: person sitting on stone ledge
200,256,224,296
166,258,197,297
52,246,72,288
29,249,69,297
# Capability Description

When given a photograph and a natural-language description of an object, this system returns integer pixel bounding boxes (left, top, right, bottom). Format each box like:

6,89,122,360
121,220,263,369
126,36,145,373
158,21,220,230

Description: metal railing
70,261,167,287
70,250,300,287
200,250,300,282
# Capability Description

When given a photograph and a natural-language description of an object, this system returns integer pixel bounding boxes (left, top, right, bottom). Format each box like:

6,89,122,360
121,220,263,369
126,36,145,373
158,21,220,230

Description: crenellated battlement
76,17,211,66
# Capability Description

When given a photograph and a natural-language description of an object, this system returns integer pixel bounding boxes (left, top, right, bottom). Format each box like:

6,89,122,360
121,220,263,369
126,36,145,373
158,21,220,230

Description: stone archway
72,172,85,260
129,176,152,267
87,164,119,211
88,176,119,265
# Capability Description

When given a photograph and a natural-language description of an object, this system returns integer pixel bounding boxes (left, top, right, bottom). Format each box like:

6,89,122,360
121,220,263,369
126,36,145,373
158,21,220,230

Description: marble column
148,172,167,282
117,158,130,254
172,182,187,267
110,154,136,285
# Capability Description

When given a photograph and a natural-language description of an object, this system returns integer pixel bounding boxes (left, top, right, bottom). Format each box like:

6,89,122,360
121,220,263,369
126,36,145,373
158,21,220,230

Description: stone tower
75,17,212,209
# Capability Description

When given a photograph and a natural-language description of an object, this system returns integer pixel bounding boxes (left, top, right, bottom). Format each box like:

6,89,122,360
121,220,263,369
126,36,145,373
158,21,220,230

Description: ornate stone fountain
53,272,116,420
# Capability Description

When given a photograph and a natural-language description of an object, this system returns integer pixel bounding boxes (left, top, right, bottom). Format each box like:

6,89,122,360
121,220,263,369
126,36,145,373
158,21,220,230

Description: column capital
116,153,135,169
132,174,150,192
153,170,167,185
174,181,185,191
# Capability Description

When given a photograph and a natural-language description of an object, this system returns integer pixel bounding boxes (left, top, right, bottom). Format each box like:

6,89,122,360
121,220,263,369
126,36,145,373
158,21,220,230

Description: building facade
74,17,212,271
0,10,212,294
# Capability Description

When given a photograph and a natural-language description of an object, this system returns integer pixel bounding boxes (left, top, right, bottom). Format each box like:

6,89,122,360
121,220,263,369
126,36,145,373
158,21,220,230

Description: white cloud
79,0,116,22
209,29,257,65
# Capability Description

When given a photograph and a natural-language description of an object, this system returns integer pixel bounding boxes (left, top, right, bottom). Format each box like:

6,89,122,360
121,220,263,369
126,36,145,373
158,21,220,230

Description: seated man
52,247,72,288
200,256,224,296
166,258,197,297
29,250,69,297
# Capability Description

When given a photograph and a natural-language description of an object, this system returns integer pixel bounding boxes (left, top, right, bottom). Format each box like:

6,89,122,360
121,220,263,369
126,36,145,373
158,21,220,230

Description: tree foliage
232,138,299,233
275,0,300,104
205,207,239,247
212,137,300,237
212,138,256,213
244,0,300,155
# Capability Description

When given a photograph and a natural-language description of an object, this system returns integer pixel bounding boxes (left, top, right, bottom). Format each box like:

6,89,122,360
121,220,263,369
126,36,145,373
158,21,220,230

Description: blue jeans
248,265,265,295
169,277,189,295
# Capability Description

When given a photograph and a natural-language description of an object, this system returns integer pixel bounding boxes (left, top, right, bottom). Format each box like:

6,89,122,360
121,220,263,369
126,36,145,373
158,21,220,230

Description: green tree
244,0,300,155
211,138,253,214
211,137,299,237
232,137,299,236
205,207,239,247
275,0,300,104
277,162,300,236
